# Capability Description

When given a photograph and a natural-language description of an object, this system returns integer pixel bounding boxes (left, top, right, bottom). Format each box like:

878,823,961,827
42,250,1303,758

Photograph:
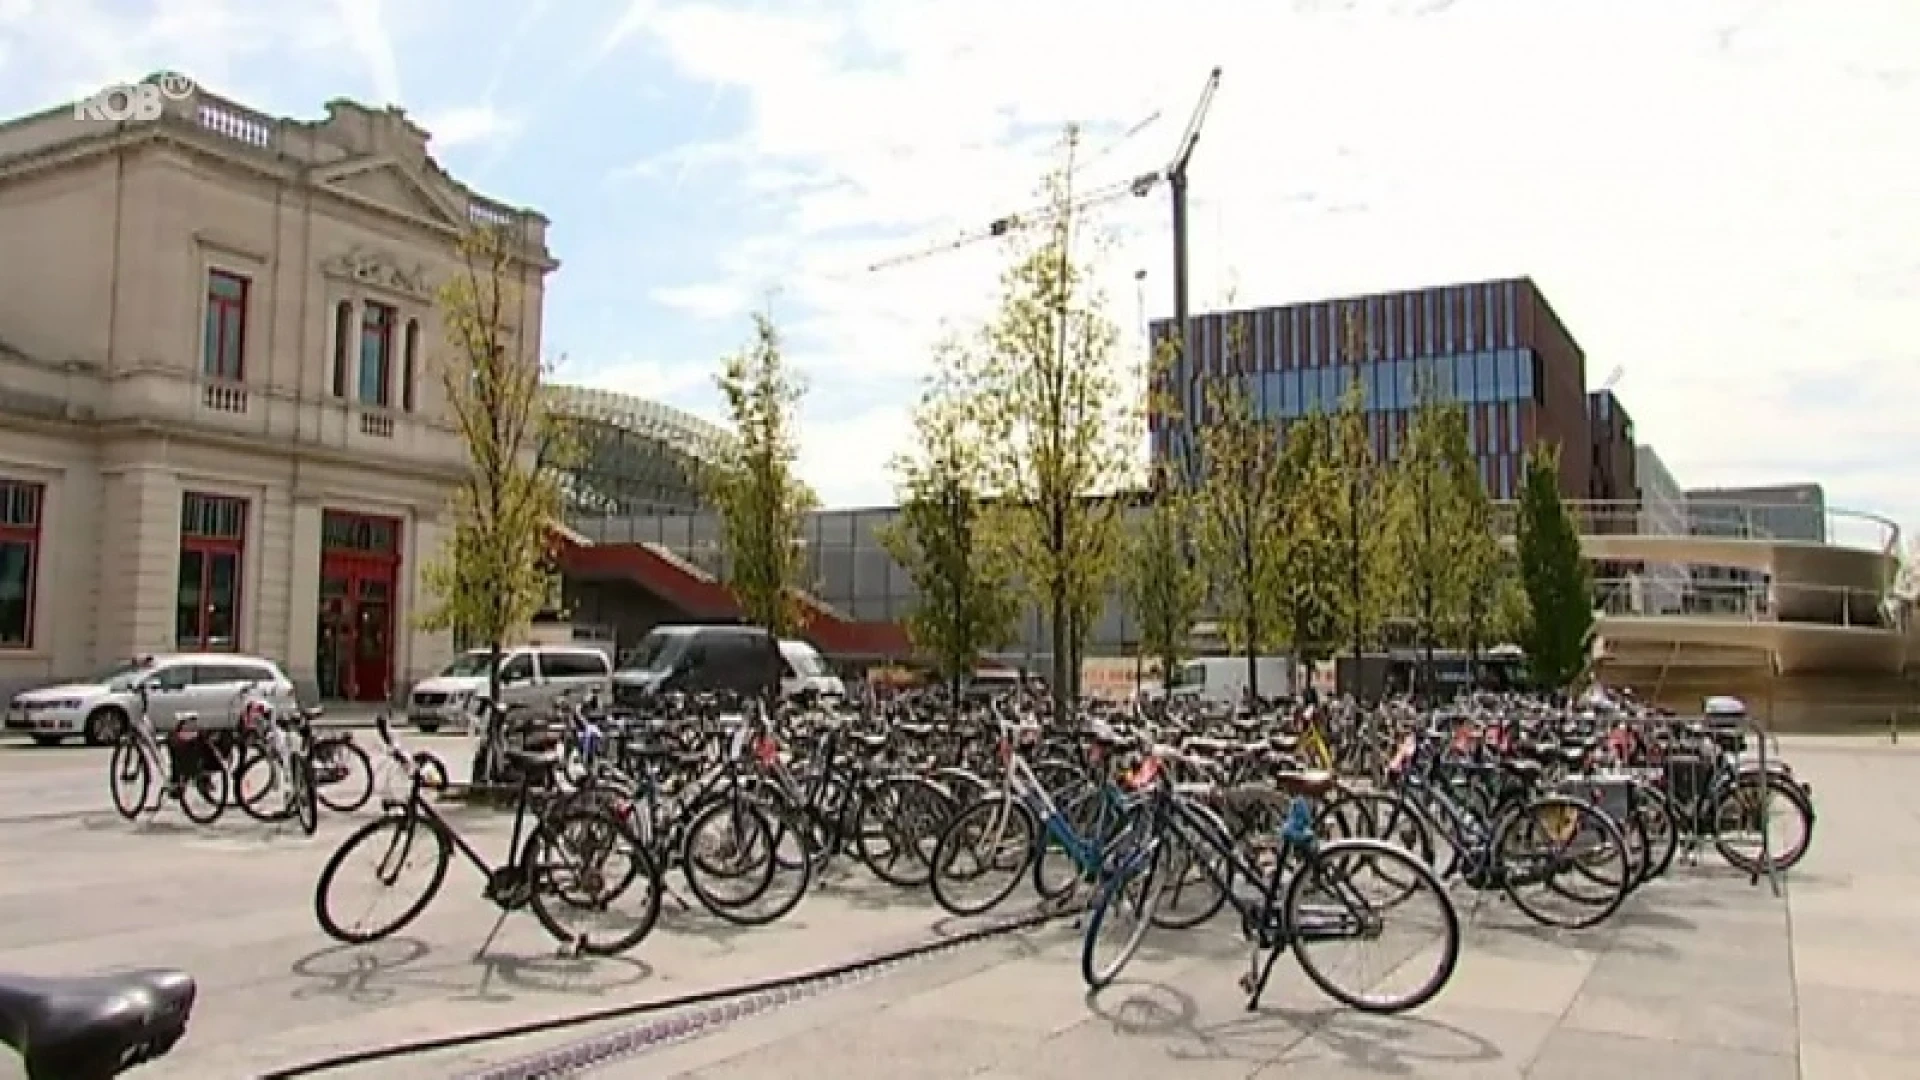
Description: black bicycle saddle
0,968,195,1080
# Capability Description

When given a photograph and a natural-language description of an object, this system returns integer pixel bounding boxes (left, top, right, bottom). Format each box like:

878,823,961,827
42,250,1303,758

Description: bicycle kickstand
1239,944,1285,1012
472,907,512,962
555,932,586,959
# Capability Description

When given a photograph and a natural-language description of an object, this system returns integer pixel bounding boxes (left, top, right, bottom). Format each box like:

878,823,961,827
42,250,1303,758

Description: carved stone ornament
324,246,432,299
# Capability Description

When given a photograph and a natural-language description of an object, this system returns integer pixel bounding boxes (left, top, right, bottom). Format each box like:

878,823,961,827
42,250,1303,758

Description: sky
0,0,1915,550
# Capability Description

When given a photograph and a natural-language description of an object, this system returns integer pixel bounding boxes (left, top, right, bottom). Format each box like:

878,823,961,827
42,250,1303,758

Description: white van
1168,656,1295,705
407,645,612,731
779,640,846,699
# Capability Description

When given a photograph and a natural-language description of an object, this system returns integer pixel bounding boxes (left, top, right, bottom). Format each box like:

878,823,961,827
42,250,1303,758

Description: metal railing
1492,499,1901,559
1590,575,1896,629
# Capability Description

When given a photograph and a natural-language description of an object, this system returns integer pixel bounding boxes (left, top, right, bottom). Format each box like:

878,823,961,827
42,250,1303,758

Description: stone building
0,74,555,702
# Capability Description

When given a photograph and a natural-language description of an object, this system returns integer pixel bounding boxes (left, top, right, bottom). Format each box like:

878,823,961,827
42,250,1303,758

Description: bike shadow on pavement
1086,978,1502,1075
288,934,653,1008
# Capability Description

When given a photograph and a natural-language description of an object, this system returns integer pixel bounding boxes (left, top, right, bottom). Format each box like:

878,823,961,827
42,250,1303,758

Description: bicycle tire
853,776,952,888
176,757,229,826
929,797,1039,918
1080,841,1166,991
314,813,451,944
527,807,663,956
1149,799,1232,930
1286,837,1460,1014
292,755,319,836
680,800,784,922
315,737,375,813
108,738,151,821
1631,781,1679,884
235,753,290,823
1495,795,1630,930
1711,773,1814,874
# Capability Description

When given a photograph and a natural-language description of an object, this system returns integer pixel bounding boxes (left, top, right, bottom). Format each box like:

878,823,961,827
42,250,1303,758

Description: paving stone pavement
0,736,1913,1078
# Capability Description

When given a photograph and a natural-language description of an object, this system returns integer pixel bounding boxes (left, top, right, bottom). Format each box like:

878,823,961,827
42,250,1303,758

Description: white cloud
567,356,714,404
652,282,750,321
418,104,522,149
326,0,402,105
617,0,1920,537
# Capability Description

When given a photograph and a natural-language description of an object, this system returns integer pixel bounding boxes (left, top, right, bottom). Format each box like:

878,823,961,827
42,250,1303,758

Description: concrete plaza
0,736,1912,1078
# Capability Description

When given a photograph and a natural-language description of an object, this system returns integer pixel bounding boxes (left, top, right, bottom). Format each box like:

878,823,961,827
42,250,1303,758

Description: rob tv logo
74,73,197,122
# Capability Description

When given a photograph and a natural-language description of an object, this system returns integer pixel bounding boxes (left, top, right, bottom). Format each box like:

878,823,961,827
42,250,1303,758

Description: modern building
0,74,555,703
1685,483,1827,615
1585,391,1638,509
1633,445,1688,615
548,385,736,517
1150,276,1593,501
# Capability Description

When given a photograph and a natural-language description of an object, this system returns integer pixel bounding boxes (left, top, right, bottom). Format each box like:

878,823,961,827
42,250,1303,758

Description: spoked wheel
526,807,663,956
1631,782,1679,885
1286,838,1460,1014
314,814,452,944
236,754,291,822
108,738,153,820
1493,795,1630,930
682,799,802,926
291,756,319,836
314,737,376,813
176,760,230,825
853,777,953,888
1080,841,1167,991
929,797,1038,917
1711,774,1814,875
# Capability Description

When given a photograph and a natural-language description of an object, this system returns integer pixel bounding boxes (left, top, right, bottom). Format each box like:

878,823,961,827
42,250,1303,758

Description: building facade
1633,445,1688,614
1150,277,1593,501
0,76,555,702
549,385,736,517
1686,483,1828,615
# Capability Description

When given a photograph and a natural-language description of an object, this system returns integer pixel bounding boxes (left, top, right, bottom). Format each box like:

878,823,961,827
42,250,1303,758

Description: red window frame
177,492,247,651
0,479,42,649
204,270,249,381
360,301,395,407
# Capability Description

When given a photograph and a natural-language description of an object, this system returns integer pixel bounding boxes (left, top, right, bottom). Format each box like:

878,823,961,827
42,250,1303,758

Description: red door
318,512,401,703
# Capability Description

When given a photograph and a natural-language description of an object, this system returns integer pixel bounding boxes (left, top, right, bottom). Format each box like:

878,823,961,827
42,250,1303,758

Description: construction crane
866,67,1223,275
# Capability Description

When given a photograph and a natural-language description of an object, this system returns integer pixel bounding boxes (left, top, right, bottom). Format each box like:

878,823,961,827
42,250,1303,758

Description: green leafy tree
1515,444,1595,689
1439,403,1505,661
878,371,1020,698
706,313,817,638
1123,470,1204,689
958,130,1140,723
1275,409,1347,667
1191,317,1288,700
419,224,567,713
1384,371,1471,700
1327,312,1392,686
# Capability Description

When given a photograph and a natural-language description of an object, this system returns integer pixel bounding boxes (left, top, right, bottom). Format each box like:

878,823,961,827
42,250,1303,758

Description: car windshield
784,649,826,677
93,659,152,687
619,631,683,674
440,652,494,678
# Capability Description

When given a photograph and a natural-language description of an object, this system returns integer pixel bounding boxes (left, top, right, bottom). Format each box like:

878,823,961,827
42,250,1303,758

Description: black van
611,625,781,706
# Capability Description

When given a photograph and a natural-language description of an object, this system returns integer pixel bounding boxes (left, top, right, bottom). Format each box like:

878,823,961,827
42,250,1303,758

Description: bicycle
226,688,318,835
312,714,663,957
106,683,230,825
1081,755,1460,1015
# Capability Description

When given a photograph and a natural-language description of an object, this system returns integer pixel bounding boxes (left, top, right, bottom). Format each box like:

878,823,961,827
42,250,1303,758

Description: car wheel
30,735,66,747
84,707,128,747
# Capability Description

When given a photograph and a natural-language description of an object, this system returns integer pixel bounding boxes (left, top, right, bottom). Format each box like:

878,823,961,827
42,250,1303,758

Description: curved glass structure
547,385,737,516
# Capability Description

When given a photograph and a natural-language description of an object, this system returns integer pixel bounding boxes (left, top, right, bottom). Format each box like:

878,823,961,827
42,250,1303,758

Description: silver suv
406,645,613,732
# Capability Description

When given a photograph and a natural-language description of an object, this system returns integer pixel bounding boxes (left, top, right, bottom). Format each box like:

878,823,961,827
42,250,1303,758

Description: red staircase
553,533,910,658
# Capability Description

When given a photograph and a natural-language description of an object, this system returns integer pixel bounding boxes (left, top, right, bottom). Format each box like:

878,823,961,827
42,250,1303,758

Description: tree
959,130,1140,723
1440,402,1504,662
706,312,817,638
1383,371,1471,701
1274,409,1347,668
1123,469,1204,689
419,224,566,716
1191,330,1289,701
879,370,1020,699
1327,313,1392,687
1515,444,1595,690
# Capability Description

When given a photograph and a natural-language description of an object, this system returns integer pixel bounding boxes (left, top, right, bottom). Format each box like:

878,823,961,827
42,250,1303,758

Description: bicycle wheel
929,797,1038,917
291,755,319,836
528,807,663,956
236,753,290,822
1711,773,1814,874
1631,782,1679,884
686,798,813,927
853,776,953,888
1080,841,1166,991
1494,795,1630,930
314,737,375,813
314,813,451,943
108,738,152,820
177,755,229,825
1149,801,1232,931
680,797,777,912
1286,837,1459,1014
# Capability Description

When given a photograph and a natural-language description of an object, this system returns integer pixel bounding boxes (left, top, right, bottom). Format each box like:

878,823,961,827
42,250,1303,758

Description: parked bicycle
106,682,230,825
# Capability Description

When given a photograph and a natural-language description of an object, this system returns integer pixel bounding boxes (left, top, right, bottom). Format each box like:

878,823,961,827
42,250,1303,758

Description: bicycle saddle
0,968,194,1080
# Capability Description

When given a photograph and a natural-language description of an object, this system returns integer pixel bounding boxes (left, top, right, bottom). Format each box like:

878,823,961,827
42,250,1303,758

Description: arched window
402,318,420,412
330,301,352,397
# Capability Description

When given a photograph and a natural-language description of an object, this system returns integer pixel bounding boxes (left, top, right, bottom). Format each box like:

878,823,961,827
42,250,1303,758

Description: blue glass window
1465,407,1477,448
1464,287,1477,350
1475,352,1494,401
1496,350,1518,400
1307,305,1319,365
1317,366,1335,409
1383,361,1399,409
1514,349,1533,400
1503,280,1518,347
1433,355,1454,400
1360,360,1377,410
1398,359,1416,406
1289,308,1301,368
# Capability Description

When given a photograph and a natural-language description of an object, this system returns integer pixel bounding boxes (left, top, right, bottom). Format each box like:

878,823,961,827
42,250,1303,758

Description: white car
779,640,846,699
4,653,297,747
407,645,613,732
